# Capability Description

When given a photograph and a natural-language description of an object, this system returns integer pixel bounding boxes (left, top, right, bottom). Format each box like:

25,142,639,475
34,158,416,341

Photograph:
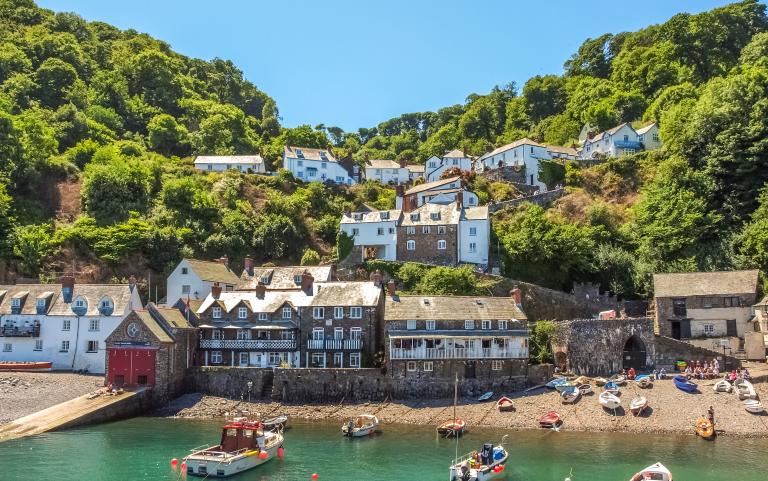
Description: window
89,319,99,331
321,162,327,169
350,307,362,319
481,320,491,330
99,298,112,310
406,226,416,235
282,307,292,319
469,227,477,236
437,240,446,250
60,341,70,352
258,312,268,321
313,307,325,319
724,297,740,308
423,361,433,372
333,352,343,366
407,320,417,330
407,361,417,372
422,226,431,234
380,211,390,220
351,228,359,236
212,330,223,340
297,171,304,178
181,267,188,275
406,240,416,250
410,213,420,221
311,353,325,367
334,327,344,340
377,227,384,236
212,307,222,319
429,161,436,168
238,307,248,319
34,340,43,351
498,320,508,330
388,227,395,234
492,360,503,371
207,164,212,171
335,176,344,183
426,320,435,330
672,298,686,316
2,343,11,352
704,324,715,334
702,297,714,308
36,298,46,308
652,134,660,142
11,298,20,308
334,307,344,319
74,298,86,309
312,328,324,340
181,285,190,295
437,226,446,234
469,243,477,253
468,197,476,205
350,327,362,339
349,353,361,368
62,320,71,331
464,320,475,330
211,351,223,364
297,159,304,166
452,159,458,165
239,352,249,366
236,329,249,340
430,213,440,221
86,341,98,353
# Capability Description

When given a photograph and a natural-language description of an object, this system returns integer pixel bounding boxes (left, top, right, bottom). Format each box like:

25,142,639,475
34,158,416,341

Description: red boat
0,361,52,372
497,396,515,412
538,411,562,428
437,418,466,437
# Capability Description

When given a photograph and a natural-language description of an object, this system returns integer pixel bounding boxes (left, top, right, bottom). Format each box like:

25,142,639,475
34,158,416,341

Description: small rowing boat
744,399,764,414
593,377,608,387
695,417,715,439
673,375,697,393
560,387,580,404
477,391,494,402
629,462,673,481
0,361,52,372
599,391,621,410
554,381,576,393
538,411,562,428
577,384,592,395
603,381,620,395
630,396,647,416
262,415,288,432
496,396,514,412
342,414,379,437
437,419,466,437
713,379,732,393
733,379,757,400
635,375,652,388
546,377,567,389
609,374,627,386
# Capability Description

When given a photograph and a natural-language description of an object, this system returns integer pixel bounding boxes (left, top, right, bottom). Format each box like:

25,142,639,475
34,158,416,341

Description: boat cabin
219,420,265,453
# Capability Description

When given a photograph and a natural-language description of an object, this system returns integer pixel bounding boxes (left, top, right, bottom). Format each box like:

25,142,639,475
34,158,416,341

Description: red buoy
171,458,179,469
312,474,319,480
259,451,268,460
277,447,285,460
181,461,187,471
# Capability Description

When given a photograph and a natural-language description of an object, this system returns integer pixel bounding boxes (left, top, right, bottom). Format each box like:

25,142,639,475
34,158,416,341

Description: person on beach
627,367,636,380
659,368,667,379
685,365,693,379
653,368,659,380
713,358,720,372
729,370,738,382
743,368,751,380
707,406,715,428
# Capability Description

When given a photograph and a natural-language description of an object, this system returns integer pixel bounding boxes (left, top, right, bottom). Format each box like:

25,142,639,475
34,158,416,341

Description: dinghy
496,396,515,412
609,374,627,386
733,379,757,400
630,396,647,416
555,382,576,393
538,411,562,428
635,375,652,388
744,399,764,414
673,375,697,393
477,391,494,402
713,379,732,393
546,377,567,389
342,414,379,437
262,415,288,432
695,417,715,440
594,377,608,387
0,361,52,372
599,391,621,410
437,419,466,437
448,436,509,481
572,376,589,385
629,462,673,481
577,384,593,395
560,386,581,404
603,381,620,395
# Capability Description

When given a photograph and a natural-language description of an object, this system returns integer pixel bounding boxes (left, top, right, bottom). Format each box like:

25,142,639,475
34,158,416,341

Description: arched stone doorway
623,336,647,371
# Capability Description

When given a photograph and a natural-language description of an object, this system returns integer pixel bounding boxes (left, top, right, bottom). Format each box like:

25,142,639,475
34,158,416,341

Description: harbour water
1,417,767,481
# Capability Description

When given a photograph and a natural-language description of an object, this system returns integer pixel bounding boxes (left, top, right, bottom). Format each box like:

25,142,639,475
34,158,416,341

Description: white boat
577,384,593,395
342,414,379,437
630,396,647,416
713,380,732,393
449,436,509,481
561,387,581,404
629,462,673,481
733,379,757,400
609,374,627,386
599,391,621,410
635,375,652,388
744,399,764,414
184,417,283,478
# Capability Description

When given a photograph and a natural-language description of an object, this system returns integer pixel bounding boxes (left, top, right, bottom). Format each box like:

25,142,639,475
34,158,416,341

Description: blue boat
603,381,619,394
673,375,698,393
477,391,494,402
546,378,567,389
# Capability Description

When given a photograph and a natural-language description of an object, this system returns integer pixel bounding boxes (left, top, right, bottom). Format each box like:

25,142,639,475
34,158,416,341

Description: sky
37,0,742,131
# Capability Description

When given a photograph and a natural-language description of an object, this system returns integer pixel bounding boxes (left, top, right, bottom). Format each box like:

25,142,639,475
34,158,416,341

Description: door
726,319,737,337
680,320,692,339
130,349,156,387
250,352,262,367
623,336,647,371
239,352,249,367
671,321,681,340
464,361,476,379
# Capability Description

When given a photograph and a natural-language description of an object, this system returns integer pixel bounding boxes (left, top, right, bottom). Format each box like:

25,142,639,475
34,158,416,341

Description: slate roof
546,145,579,156
340,210,401,224
284,145,337,162
406,164,425,173
0,285,57,315
239,266,334,290
194,155,264,165
151,305,195,329
400,203,461,226
462,205,489,220
443,149,468,158
0,283,136,316
477,138,544,162
365,159,401,169
653,270,760,298
404,176,462,196
588,122,632,143
185,259,240,285
384,295,527,321
134,310,174,343
312,282,381,307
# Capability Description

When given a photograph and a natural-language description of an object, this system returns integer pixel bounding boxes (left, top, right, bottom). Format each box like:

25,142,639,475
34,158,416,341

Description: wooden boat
577,384,593,395
593,377,608,387
603,381,620,395
262,415,288,432
743,399,764,414
733,379,757,400
635,375,652,388
560,387,581,404
342,414,379,437
0,361,52,372
713,379,732,393
572,376,589,385
477,391,494,402
449,435,510,481
184,417,283,477
537,411,562,428
609,374,627,386
554,382,576,393
599,391,621,410
630,396,647,416
695,417,715,440
437,419,466,437
673,375,697,393
629,462,673,481
496,396,514,412
546,377,567,389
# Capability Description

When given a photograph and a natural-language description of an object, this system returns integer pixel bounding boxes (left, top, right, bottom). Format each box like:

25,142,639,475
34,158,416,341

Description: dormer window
319,151,328,161
293,275,302,284
75,299,85,308
36,299,46,308
259,276,270,284
296,149,304,158
11,298,21,308
380,212,389,220
410,213,420,221
430,213,440,221
212,307,222,319
353,213,363,221
98,297,114,316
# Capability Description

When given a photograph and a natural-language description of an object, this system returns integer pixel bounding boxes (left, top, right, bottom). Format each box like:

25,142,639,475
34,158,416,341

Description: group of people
683,359,721,380
726,368,752,382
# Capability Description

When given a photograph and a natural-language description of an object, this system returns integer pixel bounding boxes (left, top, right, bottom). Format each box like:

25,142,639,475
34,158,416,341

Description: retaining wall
489,188,565,213
655,335,741,371
185,367,274,401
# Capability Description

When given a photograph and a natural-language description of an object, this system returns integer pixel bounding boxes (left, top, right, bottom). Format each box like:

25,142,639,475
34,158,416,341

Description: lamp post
247,381,253,403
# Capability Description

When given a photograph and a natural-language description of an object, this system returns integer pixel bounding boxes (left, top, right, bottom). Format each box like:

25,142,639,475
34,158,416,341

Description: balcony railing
306,339,362,350
199,339,297,350
0,325,41,338
389,347,526,360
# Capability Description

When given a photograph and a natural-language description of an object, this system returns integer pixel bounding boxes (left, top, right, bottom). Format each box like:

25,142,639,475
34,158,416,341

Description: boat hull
673,376,697,393
630,397,647,416
744,400,764,414
450,450,509,481
599,392,621,410
184,436,282,478
0,361,52,372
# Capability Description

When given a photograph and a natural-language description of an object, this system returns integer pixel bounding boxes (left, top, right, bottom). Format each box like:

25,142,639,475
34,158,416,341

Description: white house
0,276,142,373
458,205,491,265
545,145,579,161
364,159,410,184
283,146,356,184
395,176,479,211
193,155,266,174
426,149,473,182
406,164,425,182
636,123,662,151
581,122,661,160
340,209,401,261
475,138,550,191
166,258,240,307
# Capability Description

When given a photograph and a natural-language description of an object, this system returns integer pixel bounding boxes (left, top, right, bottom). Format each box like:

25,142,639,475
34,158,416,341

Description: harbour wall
655,335,741,371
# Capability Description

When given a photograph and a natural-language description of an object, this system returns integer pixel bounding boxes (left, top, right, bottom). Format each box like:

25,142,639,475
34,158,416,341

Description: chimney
386,279,396,297
244,257,254,277
456,190,463,208
510,287,522,307
301,272,314,294
216,256,229,266
399,159,407,168
395,185,404,198
255,281,266,299
128,275,137,292
212,281,222,299
61,273,75,304
371,270,383,287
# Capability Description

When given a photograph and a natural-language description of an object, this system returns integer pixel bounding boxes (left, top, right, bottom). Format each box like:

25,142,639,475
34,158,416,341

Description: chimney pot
212,281,222,299
386,279,396,297
244,257,254,276
301,272,314,294
255,281,266,299
456,190,463,208
510,287,522,307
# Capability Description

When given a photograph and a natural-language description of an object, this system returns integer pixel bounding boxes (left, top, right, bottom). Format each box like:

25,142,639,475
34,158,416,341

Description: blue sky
38,0,741,131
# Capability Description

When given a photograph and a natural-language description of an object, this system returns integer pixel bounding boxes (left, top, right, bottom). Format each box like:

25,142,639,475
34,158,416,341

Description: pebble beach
0,372,102,424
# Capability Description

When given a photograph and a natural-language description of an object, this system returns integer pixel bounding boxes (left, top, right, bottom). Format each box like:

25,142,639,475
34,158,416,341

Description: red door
107,348,156,388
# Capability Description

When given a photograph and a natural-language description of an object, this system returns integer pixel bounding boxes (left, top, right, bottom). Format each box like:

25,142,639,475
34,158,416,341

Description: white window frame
313,307,325,319
464,320,474,330
334,327,344,340
703,324,715,335
2,343,11,352
437,226,446,234
406,226,416,234
34,339,43,351
406,320,417,330
406,240,416,251
212,307,222,319
211,351,223,364
498,320,508,330
423,361,433,372
437,240,446,250
469,242,477,253
312,328,324,340
407,361,417,372
60,340,70,352
377,227,384,236
492,360,503,371
89,319,99,331
334,307,344,319
481,320,491,330
239,352,249,366
238,307,248,319
350,307,362,319
349,353,361,368
350,327,362,340
422,226,431,234
282,307,292,319
426,320,435,330
181,285,191,294
86,340,98,353
469,227,477,236
333,351,343,366
258,312,268,321
11,298,20,308
62,320,71,331
36,298,46,308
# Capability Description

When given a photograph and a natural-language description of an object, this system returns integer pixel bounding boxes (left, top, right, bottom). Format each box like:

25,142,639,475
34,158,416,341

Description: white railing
306,339,362,350
389,347,526,360
199,339,297,350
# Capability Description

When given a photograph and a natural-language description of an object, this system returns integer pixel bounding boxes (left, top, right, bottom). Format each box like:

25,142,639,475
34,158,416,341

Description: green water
1,417,767,481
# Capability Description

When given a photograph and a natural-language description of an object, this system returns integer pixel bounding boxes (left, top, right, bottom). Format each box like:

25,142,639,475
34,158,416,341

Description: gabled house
425,150,473,182
237,262,334,291
340,209,401,261
165,258,240,307
475,138,550,191
395,176,478,211
364,159,410,184
580,122,661,160
283,146,357,185
193,155,266,174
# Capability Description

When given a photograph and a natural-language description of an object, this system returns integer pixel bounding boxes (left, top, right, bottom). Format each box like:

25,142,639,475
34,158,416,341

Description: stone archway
623,335,647,371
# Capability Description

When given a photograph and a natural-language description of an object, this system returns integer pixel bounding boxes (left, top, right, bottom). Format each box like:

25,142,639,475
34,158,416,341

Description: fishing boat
560,386,581,404
630,396,647,416
448,436,510,481
477,391,494,402
593,377,608,387
0,361,52,372
577,384,593,395
496,396,514,412
695,417,715,440
743,399,764,414
635,375,652,388
673,375,697,393
262,416,288,432
609,374,627,386
603,381,620,395
537,411,562,428
628,462,673,481
712,379,732,393
438,419,467,437
342,414,379,437
599,391,621,410
183,417,283,478
733,379,757,400
546,377,567,389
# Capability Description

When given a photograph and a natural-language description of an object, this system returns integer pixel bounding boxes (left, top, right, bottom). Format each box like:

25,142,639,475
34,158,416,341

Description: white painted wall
477,143,550,190
283,155,356,184
340,219,398,261
458,218,490,265
426,156,473,182
365,166,409,184
194,162,265,174
638,124,662,151
686,307,754,338
166,260,237,307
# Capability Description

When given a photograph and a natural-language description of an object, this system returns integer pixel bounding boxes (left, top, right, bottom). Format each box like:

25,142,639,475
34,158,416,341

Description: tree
564,33,622,78
412,265,478,295
0,179,13,253
147,113,189,156
300,248,320,266
252,213,305,260
81,156,153,224
529,320,556,365
0,42,32,83
522,75,566,122
11,223,53,277
34,58,78,108
739,31,768,68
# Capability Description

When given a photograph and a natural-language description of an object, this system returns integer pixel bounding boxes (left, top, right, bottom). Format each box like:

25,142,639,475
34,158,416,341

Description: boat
538,411,562,428
743,399,764,414
635,375,652,388
0,361,52,372
342,414,379,437
594,377,608,387
437,419,467,437
546,377,568,389
695,417,715,439
673,375,697,393
603,381,620,395
183,417,283,478
496,396,515,412
262,416,288,432
628,462,673,481
713,379,732,393
572,376,589,385
560,386,581,404
577,384,593,395
449,436,510,481
630,396,647,416
477,391,494,402
609,374,627,385
554,382,576,393
599,391,621,410
733,379,757,400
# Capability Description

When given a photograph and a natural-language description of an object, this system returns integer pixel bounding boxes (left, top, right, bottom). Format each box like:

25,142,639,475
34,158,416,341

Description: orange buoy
259,451,268,460
181,461,187,470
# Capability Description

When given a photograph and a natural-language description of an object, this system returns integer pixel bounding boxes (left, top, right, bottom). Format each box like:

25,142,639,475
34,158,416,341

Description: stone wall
396,224,458,266
655,335,741,371
185,367,275,400
488,188,565,213
478,166,527,185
